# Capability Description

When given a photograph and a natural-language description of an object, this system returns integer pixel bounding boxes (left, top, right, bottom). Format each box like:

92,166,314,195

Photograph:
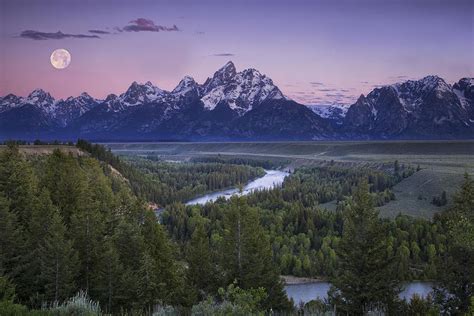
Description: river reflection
186,170,289,205
285,281,434,305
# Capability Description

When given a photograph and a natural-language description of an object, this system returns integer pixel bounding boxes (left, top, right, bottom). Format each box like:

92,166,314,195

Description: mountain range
1,62,473,141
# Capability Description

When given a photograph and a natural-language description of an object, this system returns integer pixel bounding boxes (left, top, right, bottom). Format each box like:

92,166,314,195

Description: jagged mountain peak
215,61,237,80
121,81,165,106
172,76,198,95
65,92,94,103
105,93,118,101
27,89,55,104
200,62,285,114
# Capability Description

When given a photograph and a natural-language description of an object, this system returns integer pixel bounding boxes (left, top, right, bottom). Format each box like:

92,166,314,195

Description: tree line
0,142,472,314
0,144,292,314
77,140,265,206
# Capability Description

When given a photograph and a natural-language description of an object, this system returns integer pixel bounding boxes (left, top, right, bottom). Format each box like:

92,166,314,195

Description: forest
0,141,472,315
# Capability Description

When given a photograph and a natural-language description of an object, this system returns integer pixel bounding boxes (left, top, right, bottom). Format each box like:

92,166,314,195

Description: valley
107,140,474,219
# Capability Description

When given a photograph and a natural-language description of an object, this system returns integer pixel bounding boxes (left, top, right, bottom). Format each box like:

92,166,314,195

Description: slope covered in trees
77,140,265,206
0,144,291,314
1,142,472,314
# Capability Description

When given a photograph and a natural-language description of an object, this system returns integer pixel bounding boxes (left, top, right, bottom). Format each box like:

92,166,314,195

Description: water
284,281,433,305
186,170,289,205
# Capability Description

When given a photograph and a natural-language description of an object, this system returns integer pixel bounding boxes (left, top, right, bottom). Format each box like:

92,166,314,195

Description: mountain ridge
1,63,473,140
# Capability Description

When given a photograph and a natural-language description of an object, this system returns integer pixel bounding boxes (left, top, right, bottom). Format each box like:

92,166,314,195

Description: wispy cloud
20,30,100,40
212,53,235,57
19,18,181,41
309,82,325,86
88,29,110,34
122,18,179,32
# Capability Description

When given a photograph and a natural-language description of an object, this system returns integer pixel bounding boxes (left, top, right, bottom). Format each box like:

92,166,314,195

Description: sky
1,0,473,106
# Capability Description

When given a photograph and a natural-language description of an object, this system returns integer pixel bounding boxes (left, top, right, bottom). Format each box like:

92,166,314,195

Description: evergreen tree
435,174,474,313
0,195,21,275
42,149,87,225
222,197,291,311
95,238,124,314
111,219,145,309
187,221,215,300
0,144,37,227
15,189,56,304
39,208,78,302
331,181,399,314
138,210,182,308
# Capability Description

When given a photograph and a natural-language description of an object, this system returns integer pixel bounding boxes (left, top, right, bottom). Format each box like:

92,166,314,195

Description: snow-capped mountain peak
120,81,165,106
453,77,474,110
214,61,237,82
200,62,285,114
0,94,24,113
26,89,55,106
307,103,349,124
172,76,199,95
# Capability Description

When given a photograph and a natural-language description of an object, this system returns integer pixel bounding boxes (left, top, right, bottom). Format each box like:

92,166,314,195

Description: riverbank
186,169,289,205
281,275,327,285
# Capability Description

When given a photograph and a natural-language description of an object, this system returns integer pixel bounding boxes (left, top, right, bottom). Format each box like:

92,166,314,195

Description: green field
106,141,474,218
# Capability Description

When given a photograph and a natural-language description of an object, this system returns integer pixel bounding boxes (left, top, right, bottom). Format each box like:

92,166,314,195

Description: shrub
48,291,101,315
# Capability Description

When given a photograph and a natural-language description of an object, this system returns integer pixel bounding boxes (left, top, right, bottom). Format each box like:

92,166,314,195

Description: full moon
50,49,71,69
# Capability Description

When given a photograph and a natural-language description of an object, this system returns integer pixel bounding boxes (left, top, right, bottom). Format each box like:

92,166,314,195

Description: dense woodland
0,141,472,315
77,140,264,206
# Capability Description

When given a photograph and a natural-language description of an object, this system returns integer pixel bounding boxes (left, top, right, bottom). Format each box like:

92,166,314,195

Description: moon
50,49,71,69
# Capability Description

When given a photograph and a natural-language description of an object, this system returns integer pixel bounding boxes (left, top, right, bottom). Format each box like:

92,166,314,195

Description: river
186,169,289,205
184,171,434,305
284,281,434,305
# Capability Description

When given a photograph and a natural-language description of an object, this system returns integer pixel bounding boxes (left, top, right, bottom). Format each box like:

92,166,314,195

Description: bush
152,305,178,316
48,291,101,315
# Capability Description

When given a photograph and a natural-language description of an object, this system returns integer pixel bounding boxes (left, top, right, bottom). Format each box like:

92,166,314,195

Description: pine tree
39,208,78,302
0,144,38,227
15,189,56,304
222,197,292,311
138,210,183,307
331,181,399,314
435,174,474,313
42,149,87,225
95,238,124,314
187,221,214,300
0,195,21,275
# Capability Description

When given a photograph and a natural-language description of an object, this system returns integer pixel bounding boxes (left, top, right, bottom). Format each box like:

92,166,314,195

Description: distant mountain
0,63,472,141
344,76,474,139
307,104,348,126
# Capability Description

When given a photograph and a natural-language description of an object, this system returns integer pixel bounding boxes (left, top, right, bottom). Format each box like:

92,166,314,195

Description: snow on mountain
452,78,474,110
119,81,168,106
307,104,349,120
54,92,100,126
200,61,285,115
1,65,472,140
172,76,200,96
26,89,58,114
0,94,24,113
389,75,452,112
344,75,474,137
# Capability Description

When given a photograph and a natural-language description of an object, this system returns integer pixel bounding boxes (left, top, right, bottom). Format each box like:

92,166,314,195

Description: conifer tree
331,181,399,314
187,221,214,300
222,197,291,311
0,144,38,227
0,195,21,275
95,238,124,314
39,208,78,302
435,174,474,313
139,210,183,307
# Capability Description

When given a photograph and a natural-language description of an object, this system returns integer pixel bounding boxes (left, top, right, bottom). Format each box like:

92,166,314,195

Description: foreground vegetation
0,141,472,315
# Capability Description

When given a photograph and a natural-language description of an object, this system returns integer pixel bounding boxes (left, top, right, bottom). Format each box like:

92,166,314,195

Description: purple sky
1,0,473,105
